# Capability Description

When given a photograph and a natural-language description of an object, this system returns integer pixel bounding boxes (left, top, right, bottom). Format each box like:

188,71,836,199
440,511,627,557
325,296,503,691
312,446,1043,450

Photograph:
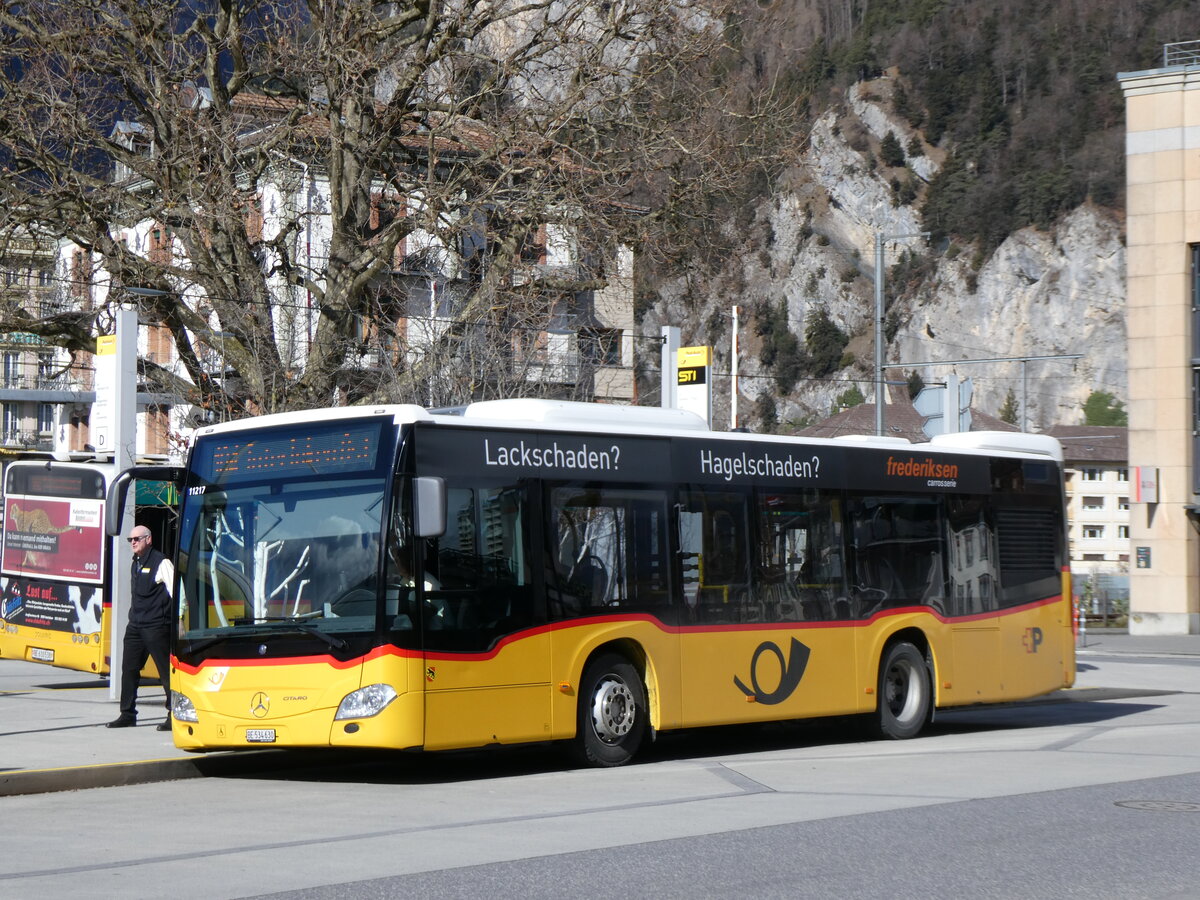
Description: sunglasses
127,535,149,543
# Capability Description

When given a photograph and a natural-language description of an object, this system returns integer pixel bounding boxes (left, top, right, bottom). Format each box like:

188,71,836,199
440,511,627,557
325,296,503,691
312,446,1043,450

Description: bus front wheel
874,642,930,740
572,653,646,767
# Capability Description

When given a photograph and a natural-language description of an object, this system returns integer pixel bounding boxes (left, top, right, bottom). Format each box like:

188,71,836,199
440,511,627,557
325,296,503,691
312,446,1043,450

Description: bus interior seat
570,555,609,608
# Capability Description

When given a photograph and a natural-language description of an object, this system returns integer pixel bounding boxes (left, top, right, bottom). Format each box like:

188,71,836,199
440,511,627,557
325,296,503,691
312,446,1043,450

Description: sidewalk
2,631,1198,797
0,659,295,797
1074,627,1200,657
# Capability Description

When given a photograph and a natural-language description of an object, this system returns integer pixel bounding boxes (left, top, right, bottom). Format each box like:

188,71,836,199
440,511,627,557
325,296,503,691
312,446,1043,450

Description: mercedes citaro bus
106,399,1074,766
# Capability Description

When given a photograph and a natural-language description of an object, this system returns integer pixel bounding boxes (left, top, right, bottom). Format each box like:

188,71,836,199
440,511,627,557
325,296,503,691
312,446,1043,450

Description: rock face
643,75,1126,433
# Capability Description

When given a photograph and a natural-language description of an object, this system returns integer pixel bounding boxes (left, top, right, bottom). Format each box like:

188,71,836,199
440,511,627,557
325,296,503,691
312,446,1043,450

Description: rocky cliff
642,73,1126,433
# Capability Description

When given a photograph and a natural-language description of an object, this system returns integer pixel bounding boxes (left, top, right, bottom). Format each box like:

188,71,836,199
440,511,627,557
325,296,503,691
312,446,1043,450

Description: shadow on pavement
209,691,1177,788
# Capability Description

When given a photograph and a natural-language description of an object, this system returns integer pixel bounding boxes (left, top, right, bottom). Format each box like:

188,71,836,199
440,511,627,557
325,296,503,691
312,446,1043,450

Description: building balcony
0,430,53,451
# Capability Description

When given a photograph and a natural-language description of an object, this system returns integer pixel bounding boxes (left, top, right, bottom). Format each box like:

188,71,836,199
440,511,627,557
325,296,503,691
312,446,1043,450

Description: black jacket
129,546,173,626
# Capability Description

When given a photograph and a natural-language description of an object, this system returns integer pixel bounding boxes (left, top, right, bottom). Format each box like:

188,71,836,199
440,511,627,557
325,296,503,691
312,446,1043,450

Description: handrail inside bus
105,465,185,536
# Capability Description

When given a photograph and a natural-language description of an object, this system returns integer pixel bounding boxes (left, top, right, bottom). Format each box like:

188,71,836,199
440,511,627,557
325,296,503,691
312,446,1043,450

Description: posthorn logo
1023,627,1044,653
734,637,811,704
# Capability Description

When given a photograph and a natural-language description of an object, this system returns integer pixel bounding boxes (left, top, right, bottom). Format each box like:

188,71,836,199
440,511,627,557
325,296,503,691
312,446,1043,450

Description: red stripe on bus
171,595,1064,672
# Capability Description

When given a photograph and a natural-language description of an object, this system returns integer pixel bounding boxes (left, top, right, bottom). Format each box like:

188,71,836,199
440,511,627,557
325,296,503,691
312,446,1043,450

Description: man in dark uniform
106,526,174,731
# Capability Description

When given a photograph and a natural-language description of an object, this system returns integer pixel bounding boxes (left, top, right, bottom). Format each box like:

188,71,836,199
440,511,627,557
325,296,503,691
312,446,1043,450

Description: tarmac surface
1,628,1196,797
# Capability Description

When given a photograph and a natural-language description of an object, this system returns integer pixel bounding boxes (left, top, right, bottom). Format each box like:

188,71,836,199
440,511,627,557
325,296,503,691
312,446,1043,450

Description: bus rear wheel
874,641,930,740
572,653,646,767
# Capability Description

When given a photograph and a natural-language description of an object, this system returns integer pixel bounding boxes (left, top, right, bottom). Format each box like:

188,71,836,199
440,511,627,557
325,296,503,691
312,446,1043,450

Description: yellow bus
0,461,112,672
0,459,176,676
107,400,1074,766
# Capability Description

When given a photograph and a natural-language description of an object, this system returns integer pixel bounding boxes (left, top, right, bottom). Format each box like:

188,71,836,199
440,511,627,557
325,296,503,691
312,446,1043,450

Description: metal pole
1021,359,1028,432
108,304,138,702
660,325,680,409
730,305,739,430
874,233,885,436
944,373,959,434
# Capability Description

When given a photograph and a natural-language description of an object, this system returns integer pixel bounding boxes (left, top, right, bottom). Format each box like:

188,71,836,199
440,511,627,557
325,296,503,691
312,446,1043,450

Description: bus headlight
172,693,198,723
335,683,398,720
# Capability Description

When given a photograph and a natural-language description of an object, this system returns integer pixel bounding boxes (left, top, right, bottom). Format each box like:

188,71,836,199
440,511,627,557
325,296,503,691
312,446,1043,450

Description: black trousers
118,622,172,719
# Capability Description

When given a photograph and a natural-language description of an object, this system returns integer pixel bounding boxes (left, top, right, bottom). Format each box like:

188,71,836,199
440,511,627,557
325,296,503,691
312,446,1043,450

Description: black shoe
106,717,136,728
156,720,172,731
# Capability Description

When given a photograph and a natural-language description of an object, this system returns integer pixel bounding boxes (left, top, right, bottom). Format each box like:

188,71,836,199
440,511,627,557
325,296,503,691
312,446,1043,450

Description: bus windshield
176,418,397,642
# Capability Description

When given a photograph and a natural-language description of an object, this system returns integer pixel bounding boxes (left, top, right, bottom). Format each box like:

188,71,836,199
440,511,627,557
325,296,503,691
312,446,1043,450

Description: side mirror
413,476,446,538
106,465,185,536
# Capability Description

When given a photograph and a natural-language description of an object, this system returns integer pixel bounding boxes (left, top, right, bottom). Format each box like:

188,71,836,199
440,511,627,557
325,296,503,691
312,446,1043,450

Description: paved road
1,641,1197,899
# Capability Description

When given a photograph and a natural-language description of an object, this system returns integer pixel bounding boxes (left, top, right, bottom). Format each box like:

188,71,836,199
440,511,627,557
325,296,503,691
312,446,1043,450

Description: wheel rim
884,658,922,724
589,675,636,744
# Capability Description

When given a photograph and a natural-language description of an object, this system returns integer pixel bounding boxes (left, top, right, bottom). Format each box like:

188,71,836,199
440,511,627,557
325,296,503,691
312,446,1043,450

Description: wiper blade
182,634,232,655
232,616,347,650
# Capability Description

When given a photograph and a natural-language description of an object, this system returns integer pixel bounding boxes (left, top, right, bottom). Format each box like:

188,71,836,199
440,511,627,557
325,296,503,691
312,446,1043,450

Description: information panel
2,495,105,583
0,576,104,634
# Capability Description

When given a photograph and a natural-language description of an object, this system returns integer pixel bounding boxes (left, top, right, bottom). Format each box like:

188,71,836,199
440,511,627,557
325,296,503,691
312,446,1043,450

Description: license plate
30,648,54,662
245,728,276,743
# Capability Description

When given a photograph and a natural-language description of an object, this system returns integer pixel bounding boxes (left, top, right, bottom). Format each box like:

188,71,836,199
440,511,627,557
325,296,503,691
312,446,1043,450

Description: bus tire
874,641,930,740
572,653,646,767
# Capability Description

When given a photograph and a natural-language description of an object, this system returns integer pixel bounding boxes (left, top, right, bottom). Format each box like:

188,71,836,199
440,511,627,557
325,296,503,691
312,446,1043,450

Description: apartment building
1045,426,1130,580
1118,42,1200,634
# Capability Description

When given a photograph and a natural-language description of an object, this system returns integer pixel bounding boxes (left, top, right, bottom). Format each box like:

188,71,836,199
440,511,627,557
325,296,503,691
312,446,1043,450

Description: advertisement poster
0,575,104,635
2,496,105,584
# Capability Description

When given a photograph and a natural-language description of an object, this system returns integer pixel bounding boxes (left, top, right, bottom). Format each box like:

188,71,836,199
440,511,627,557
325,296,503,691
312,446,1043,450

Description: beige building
1118,43,1200,634
1045,426,1130,580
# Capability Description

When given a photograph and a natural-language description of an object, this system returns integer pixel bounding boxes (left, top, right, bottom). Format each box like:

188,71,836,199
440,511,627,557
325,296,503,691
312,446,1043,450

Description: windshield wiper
231,616,348,650
182,634,233,655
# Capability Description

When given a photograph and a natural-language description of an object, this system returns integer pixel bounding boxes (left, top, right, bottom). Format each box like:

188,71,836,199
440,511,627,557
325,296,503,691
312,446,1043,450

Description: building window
1081,468,1102,481
1082,553,1105,562
1082,525,1105,539
1118,496,1130,510
37,403,54,434
37,352,55,387
1116,468,1128,482
2,402,18,442
1117,525,1129,539
581,328,622,367
1081,496,1105,511
2,352,20,389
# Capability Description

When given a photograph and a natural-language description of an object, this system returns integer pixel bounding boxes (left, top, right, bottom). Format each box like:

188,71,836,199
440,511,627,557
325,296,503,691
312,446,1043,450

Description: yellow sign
96,335,117,356
677,346,711,368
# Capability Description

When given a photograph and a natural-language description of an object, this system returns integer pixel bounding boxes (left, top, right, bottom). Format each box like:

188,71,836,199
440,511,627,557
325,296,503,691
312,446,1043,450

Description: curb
0,748,350,797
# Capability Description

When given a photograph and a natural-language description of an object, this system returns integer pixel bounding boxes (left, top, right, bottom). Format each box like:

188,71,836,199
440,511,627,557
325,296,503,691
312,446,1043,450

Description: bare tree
0,0,781,417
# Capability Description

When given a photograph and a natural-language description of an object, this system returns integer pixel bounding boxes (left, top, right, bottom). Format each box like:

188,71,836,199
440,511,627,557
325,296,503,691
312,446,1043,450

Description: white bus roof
190,399,1063,462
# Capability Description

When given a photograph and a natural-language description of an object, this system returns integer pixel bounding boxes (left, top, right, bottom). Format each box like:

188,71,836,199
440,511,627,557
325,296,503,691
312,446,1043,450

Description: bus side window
847,497,944,614
678,489,751,624
755,489,843,622
421,483,533,651
547,486,671,620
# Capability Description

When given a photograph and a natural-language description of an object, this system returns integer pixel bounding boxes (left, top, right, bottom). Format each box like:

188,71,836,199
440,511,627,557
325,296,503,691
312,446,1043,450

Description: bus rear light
173,693,198,723
335,683,398,720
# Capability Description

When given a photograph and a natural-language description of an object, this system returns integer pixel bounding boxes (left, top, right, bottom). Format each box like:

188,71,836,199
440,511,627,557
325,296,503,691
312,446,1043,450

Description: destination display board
192,418,391,484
